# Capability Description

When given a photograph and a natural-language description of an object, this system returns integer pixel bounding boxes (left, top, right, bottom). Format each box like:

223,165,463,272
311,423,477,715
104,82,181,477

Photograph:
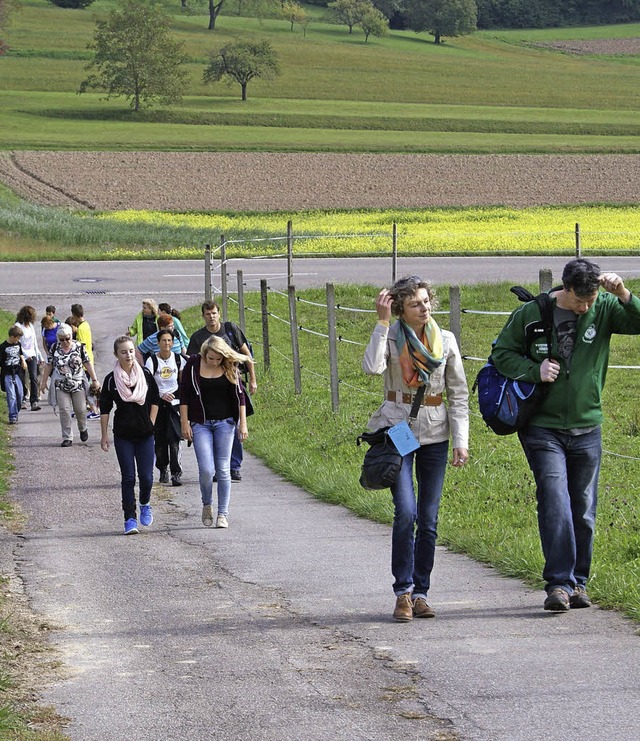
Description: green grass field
1,0,640,152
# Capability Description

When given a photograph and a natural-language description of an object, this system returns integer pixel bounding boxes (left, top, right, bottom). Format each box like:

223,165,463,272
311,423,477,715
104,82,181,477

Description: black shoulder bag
356,386,426,490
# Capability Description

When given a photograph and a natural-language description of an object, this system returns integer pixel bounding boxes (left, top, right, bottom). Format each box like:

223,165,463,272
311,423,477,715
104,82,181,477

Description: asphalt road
2,259,640,740
3,255,640,299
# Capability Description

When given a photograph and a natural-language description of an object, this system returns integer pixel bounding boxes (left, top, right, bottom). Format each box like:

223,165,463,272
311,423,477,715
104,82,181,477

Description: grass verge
1,189,640,261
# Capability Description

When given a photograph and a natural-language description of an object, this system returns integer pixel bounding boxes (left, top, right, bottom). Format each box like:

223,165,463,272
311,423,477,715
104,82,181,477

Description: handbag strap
408,385,426,428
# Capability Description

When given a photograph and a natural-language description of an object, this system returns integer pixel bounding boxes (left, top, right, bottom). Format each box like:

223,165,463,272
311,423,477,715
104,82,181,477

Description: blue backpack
473,286,555,436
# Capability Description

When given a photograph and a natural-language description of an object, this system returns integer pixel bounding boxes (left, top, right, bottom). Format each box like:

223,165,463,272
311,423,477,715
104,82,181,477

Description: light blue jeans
5,374,24,421
519,425,601,594
191,419,236,515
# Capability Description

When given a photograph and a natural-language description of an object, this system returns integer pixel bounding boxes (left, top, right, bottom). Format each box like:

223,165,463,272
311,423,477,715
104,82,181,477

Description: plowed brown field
1,151,639,211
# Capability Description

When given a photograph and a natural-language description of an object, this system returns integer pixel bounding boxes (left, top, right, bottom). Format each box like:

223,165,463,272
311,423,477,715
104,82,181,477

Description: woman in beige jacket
363,276,469,623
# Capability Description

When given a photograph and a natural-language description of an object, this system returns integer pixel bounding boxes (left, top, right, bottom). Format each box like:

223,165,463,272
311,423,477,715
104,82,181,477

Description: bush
48,0,96,8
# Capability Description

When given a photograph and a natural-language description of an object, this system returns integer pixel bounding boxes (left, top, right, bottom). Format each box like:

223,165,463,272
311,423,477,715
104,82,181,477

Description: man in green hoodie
492,258,640,613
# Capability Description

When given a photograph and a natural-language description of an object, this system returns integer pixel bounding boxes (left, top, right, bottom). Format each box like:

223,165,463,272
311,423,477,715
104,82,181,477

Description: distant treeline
308,0,640,29
475,0,640,28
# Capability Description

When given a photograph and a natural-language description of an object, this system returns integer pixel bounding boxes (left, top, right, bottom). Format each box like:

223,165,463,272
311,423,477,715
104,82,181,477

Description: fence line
204,219,598,300
224,273,640,460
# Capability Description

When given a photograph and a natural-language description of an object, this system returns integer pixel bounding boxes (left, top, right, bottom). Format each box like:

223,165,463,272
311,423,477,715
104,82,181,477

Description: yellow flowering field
96,204,640,257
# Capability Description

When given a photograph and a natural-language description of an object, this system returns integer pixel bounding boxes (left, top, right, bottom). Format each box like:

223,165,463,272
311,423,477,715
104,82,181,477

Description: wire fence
201,230,640,461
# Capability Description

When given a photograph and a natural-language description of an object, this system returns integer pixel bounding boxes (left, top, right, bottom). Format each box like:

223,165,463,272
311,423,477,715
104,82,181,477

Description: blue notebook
387,421,420,456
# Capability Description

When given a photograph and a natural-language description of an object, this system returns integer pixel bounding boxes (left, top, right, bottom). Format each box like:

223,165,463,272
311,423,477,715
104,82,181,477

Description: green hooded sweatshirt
491,290,640,430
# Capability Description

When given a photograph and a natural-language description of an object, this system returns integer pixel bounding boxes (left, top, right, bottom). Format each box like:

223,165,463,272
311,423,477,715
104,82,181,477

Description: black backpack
472,286,558,435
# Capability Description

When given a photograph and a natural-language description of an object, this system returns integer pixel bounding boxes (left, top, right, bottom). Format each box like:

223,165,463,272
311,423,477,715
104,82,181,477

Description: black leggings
25,356,39,403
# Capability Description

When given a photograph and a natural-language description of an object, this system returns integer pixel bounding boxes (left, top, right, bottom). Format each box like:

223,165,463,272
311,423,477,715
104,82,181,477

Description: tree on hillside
358,4,388,41
79,0,189,112
48,0,96,7
203,37,280,101
405,0,477,44
281,1,308,31
328,0,371,33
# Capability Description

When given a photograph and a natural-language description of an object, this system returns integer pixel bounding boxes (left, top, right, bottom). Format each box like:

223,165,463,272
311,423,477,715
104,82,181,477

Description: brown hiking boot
393,593,413,622
413,597,436,618
569,586,592,608
544,588,570,612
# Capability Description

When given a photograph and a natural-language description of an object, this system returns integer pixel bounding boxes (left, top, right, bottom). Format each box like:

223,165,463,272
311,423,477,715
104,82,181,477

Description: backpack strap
510,284,560,361
534,292,554,360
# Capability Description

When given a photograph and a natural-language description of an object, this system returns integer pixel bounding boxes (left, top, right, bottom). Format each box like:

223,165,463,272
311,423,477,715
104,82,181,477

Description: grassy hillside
1,0,639,152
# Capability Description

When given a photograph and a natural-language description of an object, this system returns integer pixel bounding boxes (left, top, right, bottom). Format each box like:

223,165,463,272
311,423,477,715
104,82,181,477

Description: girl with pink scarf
100,336,160,535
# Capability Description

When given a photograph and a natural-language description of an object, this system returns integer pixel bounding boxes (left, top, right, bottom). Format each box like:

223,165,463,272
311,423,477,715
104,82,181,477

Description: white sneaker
201,505,214,527
215,514,228,529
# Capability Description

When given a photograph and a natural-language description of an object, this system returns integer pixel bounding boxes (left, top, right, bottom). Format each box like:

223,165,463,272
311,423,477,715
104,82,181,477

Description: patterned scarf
397,319,444,388
113,360,148,405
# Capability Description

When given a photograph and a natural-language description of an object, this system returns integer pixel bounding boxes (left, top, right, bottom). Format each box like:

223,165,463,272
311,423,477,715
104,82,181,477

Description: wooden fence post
219,234,227,321
260,279,270,372
392,222,398,284
237,270,245,333
575,223,581,257
449,285,461,349
288,285,302,394
287,220,293,289
539,269,553,293
326,283,339,413
204,244,212,301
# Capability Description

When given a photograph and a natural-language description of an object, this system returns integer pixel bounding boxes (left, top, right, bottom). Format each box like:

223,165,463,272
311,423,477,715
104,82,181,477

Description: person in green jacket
492,258,640,613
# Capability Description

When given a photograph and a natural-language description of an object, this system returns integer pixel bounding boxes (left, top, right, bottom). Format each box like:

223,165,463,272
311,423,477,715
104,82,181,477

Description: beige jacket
362,321,469,450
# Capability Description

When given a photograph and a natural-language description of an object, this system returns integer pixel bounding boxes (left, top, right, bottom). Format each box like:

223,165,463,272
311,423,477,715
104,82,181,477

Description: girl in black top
100,336,159,535
180,335,249,529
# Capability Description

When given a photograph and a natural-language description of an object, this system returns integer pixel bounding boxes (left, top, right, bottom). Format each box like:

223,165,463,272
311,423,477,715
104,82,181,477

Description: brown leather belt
387,391,443,406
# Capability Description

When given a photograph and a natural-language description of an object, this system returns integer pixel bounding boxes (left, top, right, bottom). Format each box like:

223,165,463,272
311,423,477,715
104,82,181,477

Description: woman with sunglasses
363,276,469,622
39,323,100,448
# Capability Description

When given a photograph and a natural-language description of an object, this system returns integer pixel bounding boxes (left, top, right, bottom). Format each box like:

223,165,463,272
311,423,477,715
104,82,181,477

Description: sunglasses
59,336,72,341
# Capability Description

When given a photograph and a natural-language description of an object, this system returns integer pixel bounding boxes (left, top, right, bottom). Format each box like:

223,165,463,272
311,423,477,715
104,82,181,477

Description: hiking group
1,298,255,538
3,258,639,620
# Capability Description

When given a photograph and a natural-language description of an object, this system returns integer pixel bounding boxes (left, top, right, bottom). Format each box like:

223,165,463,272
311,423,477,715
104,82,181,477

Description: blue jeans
5,374,24,421
390,440,449,597
113,434,155,522
519,425,601,594
191,419,236,514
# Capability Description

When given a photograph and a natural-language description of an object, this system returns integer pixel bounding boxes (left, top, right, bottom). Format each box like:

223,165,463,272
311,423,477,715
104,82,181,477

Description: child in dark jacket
0,326,27,424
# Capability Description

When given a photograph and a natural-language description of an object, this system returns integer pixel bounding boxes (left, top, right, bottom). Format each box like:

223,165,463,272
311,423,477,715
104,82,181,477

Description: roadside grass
2,3,640,151
0,310,69,740
178,280,640,621
1,189,639,260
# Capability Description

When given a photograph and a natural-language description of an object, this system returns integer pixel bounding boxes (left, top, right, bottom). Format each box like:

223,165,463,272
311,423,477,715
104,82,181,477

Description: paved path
2,262,640,740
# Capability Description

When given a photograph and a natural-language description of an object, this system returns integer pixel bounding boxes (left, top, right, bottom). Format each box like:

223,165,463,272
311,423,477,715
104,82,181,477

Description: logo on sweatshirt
583,324,597,343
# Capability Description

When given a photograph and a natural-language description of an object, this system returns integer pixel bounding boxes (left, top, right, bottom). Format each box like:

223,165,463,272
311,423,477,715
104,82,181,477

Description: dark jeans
519,425,601,594
231,434,243,470
154,401,182,476
25,356,39,403
113,434,155,521
390,440,449,598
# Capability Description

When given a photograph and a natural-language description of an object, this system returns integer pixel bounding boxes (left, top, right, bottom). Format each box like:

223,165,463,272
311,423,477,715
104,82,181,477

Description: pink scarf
113,361,148,405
